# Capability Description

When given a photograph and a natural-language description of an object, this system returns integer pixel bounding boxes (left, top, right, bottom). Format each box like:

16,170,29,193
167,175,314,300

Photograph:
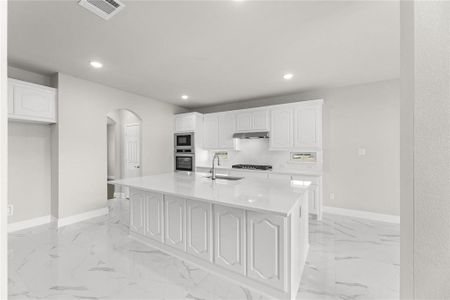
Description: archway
106,109,142,200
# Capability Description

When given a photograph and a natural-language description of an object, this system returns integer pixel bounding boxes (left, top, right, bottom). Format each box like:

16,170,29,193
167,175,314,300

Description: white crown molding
8,215,56,233
57,207,109,228
323,206,400,224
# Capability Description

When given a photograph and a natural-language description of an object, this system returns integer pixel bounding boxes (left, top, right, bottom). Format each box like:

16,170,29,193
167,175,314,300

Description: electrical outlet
329,193,335,200
7,204,13,216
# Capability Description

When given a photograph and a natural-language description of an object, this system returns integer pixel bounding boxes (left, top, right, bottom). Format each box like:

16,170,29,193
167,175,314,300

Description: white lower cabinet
164,195,186,251
186,200,212,261
130,189,146,235
128,189,307,299
214,205,246,275
144,191,164,242
247,212,286,291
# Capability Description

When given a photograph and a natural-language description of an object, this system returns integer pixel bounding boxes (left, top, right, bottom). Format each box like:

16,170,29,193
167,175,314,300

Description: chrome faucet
211,152,221,180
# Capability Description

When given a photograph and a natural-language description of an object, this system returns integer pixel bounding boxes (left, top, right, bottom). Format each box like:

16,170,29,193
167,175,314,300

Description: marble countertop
111,172,310,216
196,165,323,176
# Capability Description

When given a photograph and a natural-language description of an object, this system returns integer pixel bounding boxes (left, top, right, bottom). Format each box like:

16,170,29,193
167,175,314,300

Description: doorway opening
106,109,142,200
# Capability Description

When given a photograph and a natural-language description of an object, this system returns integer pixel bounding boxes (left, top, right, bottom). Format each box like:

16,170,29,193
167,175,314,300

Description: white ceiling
8,0,399,108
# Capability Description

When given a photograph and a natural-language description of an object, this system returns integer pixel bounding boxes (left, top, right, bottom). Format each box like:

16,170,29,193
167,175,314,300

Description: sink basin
204,175,243,181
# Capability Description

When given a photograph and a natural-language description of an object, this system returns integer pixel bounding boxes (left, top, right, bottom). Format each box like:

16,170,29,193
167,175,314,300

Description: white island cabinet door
186,200,212,261
214,205,246,275
247,212,286,291
144,191,164,242
130,189,146,235
164,195,186,251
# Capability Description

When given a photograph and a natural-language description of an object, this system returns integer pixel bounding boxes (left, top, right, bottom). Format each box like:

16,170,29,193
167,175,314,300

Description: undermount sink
204,175,244,181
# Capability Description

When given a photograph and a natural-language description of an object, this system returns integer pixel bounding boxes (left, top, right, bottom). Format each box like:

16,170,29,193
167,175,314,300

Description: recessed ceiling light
181,95,189,100
283,73,294,80
90,61,103,69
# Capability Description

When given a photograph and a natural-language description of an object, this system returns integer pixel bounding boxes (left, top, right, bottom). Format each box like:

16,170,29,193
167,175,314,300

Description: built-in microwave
175,153,195,172
175,132,194,149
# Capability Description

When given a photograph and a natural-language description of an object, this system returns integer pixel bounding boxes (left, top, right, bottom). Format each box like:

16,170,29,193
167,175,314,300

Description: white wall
197,79,400,216
8,66,53,87
8,123,51,223
401,2,450,299
106,121,116,179
0,1,8,298
55,73,186,219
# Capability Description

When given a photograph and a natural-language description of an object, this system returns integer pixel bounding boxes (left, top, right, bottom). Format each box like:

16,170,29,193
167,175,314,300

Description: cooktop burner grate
232,164,272,171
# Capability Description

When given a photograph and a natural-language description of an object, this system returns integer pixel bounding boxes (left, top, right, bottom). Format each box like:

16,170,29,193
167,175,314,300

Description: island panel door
186,200,212,261
130,189,146,235
214,205,246,275
247,212,286,291
144,191,164,242
164,195,186,251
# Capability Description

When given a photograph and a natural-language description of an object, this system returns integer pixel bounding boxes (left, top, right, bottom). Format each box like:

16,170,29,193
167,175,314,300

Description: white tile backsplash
198,139,322,173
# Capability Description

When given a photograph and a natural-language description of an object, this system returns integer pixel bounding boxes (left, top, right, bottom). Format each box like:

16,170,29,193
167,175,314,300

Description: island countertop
111,172,309,216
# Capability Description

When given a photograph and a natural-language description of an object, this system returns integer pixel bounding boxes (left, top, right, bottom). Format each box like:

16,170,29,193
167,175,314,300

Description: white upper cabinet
269,100,323,150
236,109,268,132
175,112,203,133
218,112,237,149
203,112,238,150
203,114,219,149
269,107,293,149
8,78,57,123
294,102,322,149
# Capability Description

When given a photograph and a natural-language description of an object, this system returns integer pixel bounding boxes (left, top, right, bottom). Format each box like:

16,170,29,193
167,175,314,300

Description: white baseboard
323,206,400,224
8,215,56,233
57,207,109,228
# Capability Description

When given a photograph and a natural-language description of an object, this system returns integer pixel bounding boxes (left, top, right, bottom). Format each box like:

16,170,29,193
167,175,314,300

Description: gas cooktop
232,164,273,171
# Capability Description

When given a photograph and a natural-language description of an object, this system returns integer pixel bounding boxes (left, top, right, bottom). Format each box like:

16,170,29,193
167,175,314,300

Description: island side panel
289,193,309,298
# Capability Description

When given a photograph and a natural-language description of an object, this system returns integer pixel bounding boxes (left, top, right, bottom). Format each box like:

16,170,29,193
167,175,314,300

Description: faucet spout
211,152,221,180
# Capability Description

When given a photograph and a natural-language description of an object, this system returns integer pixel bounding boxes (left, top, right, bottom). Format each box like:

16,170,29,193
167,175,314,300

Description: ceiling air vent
78,0,125,20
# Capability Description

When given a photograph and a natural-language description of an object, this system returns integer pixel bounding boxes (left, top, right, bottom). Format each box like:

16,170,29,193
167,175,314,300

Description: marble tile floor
8,199,399,300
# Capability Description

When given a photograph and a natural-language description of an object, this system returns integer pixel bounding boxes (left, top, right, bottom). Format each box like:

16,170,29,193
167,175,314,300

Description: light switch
358,148,366,156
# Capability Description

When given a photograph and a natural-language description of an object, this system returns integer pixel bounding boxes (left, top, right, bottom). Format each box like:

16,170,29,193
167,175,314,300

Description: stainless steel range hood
232,131,270,139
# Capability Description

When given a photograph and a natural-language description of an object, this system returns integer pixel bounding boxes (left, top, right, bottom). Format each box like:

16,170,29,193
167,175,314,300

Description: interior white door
124,124,141,178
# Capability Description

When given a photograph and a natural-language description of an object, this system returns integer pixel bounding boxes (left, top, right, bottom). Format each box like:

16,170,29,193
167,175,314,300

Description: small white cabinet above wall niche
8,78,57,124
269,99,323,151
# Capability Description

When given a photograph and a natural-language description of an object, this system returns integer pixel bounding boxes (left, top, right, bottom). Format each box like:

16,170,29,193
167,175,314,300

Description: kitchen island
112,172,309,299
